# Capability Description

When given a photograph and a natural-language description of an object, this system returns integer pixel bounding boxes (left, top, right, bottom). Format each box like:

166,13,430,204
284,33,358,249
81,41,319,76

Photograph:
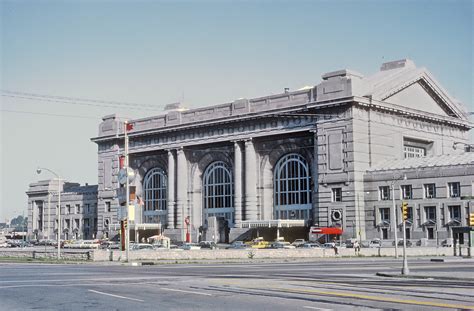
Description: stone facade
27,59,473,245
26,179,98,241
89,59,472,244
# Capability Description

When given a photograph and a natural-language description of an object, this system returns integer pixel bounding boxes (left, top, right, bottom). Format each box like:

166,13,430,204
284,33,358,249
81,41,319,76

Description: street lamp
390,173,407,259
37,167,61,260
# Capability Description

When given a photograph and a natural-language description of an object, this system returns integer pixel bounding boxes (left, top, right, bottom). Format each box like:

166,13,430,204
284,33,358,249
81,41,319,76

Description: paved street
0,258,473,310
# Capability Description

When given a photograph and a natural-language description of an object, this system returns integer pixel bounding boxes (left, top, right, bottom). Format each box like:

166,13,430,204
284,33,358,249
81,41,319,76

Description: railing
240,219,306,228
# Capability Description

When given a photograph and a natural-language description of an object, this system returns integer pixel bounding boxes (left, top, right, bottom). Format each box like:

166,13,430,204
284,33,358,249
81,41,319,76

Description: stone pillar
244,139,258,220
234,141,243,227
176,148,187,229
311,130,319,226
167,150,176,229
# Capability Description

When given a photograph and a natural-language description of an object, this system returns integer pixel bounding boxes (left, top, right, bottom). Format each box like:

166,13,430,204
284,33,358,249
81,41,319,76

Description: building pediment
363,61,468,121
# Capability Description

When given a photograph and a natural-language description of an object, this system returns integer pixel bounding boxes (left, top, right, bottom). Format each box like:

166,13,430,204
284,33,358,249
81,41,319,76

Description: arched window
274,153,312,220
143,168,167,224
203,161,234,225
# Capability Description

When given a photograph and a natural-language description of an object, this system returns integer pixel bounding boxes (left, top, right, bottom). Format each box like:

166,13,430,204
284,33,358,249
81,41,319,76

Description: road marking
88,289,144,302
273,287,474,310
303,306,332,310
160,288,212,296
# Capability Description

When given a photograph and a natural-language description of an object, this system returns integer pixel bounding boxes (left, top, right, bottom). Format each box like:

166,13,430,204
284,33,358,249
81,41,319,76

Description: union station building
27,59,474,245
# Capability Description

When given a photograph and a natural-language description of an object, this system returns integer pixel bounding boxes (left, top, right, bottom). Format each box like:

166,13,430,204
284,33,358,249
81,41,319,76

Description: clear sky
0,0,472,222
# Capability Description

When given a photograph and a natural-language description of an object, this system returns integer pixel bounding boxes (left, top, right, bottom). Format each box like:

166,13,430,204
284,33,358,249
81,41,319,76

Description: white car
180,243,201,250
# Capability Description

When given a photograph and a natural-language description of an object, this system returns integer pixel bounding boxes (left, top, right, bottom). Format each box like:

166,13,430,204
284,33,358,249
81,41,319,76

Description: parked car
392,239,413,247
180,243,201,250
247,237,271,249
291,239,307,248
301,243,321,249
199,241,217,249
345,239,358,248
130,243,154,251
271,241,296,249
226,241,249,249
362,239,381,248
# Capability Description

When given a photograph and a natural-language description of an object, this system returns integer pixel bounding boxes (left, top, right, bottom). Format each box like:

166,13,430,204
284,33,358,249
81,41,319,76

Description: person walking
354,240,360,255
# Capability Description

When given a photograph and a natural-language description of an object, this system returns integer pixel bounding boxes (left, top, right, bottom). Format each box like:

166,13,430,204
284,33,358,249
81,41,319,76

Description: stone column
176,148,187,229
234,141,243,227
167,150,176,229
244,139,258,220
311,129,319,225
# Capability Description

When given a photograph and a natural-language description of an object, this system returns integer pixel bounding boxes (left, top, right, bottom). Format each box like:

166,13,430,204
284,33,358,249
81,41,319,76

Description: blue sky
1,0,472,221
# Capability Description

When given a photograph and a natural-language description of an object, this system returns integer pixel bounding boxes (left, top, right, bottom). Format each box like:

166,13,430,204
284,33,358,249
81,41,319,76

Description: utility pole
391,182,399,258
124,121,130,262
401,201,410,275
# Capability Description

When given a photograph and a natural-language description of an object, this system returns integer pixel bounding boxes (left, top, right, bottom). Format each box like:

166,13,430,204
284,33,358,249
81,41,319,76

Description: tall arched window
143,168,167,224
203,161,234,226
274,153,312,220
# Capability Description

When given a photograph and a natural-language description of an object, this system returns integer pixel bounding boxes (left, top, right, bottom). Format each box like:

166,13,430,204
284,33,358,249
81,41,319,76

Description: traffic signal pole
401,202,409,275
125,121,130,262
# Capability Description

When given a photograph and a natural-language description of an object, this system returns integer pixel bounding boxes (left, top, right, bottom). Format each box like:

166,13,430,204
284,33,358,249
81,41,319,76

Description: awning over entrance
310,227,343,235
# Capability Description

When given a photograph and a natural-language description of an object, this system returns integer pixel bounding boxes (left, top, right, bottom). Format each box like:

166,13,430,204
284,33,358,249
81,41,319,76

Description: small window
66,205,71,215
331,188,342,202
382,228,388,240
425,206,436,221
380,208,390,222
448,205,461,220
448,182,460,198
105,202,111,212
424,184,436,199
76,204,80,214
404,146,425,158
379,186,390,201
401,185,412,200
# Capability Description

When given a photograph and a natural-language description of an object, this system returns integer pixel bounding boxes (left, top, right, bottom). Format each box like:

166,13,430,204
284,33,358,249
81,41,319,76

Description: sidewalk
376,257,474,281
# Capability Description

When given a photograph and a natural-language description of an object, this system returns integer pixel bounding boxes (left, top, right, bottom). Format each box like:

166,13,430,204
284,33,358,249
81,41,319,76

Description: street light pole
124,121,130,263
391,181,399,259
37,167,61,260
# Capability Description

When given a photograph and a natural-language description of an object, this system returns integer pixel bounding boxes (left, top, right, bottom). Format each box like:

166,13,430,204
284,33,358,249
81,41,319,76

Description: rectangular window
380,208,390,222
448,182,461,198
424,184,436,199
379,186,390,201
404,146,425,158
85,204,90,214
105,202,111,213
76,204,80,214
382,228,388,240
66,205,71,215
331,188,342,202
448,206,461,220
425,206,436,221
401,185,412,200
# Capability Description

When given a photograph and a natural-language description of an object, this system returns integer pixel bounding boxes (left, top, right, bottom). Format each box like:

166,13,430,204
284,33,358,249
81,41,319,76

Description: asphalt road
0,258,473,310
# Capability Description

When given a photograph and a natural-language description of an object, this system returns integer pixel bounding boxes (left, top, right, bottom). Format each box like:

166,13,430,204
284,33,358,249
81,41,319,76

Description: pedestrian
354,240,360,255
333,242,338,255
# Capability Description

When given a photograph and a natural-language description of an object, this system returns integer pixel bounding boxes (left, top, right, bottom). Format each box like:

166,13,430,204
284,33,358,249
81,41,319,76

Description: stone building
89,59,472,243
366,153,474,246
26,179,98,241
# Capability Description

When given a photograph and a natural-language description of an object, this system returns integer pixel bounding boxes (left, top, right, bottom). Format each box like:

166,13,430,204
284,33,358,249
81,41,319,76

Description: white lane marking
303,306,332,311
160,288,212,296
88,289,144,302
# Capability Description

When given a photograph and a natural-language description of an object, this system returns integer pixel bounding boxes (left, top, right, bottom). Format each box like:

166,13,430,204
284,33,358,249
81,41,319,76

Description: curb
376,272,474,282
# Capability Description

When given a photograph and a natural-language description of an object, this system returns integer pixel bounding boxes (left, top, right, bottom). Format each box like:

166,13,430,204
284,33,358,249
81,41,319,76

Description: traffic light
401,202,409,221
123,219,128,228
469,213,474,226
